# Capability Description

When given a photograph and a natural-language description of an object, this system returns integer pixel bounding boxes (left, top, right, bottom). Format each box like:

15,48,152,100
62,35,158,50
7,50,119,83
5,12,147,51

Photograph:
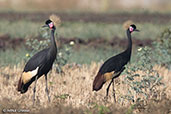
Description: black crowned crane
17,15,61,104
93,24,139,102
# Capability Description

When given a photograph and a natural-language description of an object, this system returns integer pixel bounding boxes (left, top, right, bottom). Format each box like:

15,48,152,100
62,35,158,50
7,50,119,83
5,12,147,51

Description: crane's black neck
50,29,56,47
126,29,132,50
125,29,132,59
49,29,57,55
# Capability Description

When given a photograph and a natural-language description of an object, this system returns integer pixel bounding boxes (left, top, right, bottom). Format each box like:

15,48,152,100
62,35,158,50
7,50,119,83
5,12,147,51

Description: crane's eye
49,22,54,29
129,26,134,32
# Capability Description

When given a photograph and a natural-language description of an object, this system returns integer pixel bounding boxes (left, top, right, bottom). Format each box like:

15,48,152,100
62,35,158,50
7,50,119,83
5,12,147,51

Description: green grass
60,22,170,40
0,20,170,40
68,46,119,64
0,20,169,65
0,20,40,38
0,47,118,66
0,46,139,66
0,47,29,66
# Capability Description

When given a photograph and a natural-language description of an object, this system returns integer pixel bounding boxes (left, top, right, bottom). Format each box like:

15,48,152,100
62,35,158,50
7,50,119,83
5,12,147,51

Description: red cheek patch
129,27,134,32
49,22,54,29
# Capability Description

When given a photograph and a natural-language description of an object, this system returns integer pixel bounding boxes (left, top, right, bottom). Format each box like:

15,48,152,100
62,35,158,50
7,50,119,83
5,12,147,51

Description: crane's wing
93,52,128,91
21,48,50,85
24,48,49,72
99,54,127,74
18,48,50,93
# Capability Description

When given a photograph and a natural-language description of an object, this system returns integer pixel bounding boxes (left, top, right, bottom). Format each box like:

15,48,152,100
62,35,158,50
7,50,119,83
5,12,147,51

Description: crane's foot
104,96,108,103
32,88,36,106
32,75,38,106
112,80,116,103
104,96,108,101
104,79,113,102
113,92,116,103
45,75,50,102
45,87,51,102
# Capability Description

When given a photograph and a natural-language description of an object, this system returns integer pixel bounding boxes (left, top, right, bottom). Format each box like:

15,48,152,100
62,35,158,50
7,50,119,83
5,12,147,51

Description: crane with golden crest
17,15,61,104
93,21,140,102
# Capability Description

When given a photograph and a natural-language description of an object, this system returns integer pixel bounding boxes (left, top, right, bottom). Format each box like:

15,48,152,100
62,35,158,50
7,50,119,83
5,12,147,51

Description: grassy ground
0,19,170,65
0,20,170,40
0,47,28,66
0,64,170,114
0,46,122,66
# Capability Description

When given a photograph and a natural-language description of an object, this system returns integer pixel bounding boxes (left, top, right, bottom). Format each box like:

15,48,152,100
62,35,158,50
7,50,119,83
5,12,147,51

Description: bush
153,27,171,69
120,27,171,106
120,46,164,106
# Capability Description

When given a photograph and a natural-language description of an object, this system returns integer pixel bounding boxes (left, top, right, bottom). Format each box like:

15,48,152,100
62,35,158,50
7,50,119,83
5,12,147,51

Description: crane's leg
33,75,38,105
112,79,116,102
105,78,114,100
45,74,50,102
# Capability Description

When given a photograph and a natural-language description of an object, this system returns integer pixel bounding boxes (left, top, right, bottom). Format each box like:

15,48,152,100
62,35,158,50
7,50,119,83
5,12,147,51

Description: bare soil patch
0,35,153,51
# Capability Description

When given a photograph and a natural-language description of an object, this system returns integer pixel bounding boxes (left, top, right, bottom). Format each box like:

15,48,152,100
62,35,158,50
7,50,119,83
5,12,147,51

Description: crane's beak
42,24,49,28
135,29,140,32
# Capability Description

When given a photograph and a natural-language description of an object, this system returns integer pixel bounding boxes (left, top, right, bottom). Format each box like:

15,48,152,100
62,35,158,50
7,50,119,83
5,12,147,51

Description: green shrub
120,46,164,106
153,27,171,69
120,27,171,105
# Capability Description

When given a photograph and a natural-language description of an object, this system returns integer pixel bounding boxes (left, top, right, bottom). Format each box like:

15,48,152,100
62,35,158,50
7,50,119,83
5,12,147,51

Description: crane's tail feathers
17,77,28,94
93,68,126,92
17,74,35,94
17,69,39,94
17,77,22,91
93,73,105,91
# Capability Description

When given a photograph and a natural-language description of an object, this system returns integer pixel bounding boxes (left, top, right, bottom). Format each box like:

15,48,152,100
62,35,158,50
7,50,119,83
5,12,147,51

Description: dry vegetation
0,63,170,113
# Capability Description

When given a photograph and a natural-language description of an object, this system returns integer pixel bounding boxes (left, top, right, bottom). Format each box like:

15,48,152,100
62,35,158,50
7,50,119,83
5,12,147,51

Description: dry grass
0,63,170,113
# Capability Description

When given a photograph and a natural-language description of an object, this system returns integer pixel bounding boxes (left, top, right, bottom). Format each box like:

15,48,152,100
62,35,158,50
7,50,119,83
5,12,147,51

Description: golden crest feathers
49,14,61,27
123,20,134,30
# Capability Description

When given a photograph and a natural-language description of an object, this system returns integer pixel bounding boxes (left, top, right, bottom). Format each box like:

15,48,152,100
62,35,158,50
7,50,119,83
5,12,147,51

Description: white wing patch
22,67,39,84
30,67,39,76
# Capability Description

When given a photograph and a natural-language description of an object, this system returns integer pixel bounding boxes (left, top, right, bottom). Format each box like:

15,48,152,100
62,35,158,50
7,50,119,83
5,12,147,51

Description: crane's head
129,24,140,33
42,19,56,30
42,15,61,30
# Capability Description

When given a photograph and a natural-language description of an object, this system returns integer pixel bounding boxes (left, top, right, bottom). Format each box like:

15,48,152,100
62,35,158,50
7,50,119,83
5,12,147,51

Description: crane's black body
93,25,139,101
18,20,57,103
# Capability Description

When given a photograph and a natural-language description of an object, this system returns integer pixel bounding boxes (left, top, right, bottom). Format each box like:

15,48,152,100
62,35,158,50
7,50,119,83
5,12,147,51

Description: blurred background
0,0,170,66
0,1,171,113
0,0,171,12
